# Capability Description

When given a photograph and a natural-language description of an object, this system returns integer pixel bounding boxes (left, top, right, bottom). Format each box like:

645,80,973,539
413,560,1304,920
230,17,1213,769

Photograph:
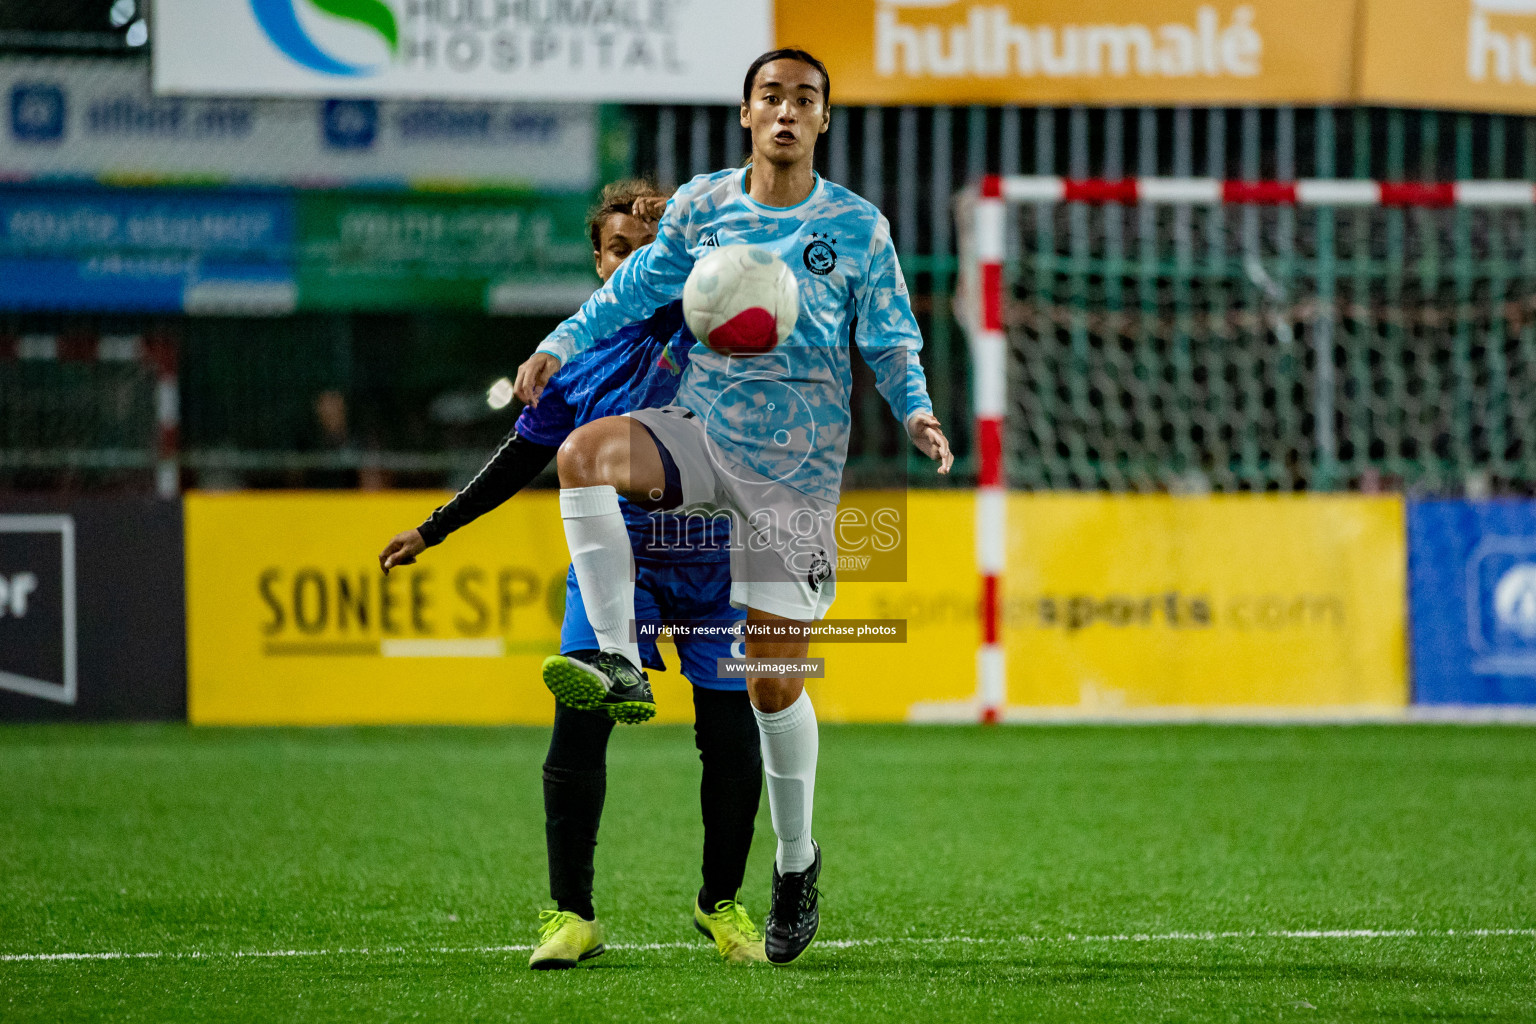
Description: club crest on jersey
803,234,837,276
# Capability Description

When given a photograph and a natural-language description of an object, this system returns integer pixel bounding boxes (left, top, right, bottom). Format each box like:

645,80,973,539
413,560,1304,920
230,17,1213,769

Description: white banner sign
152,0,772,102
2,57,594,191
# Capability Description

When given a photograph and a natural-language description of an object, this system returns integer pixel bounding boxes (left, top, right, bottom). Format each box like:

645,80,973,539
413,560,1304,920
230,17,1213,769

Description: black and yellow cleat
541,651,657,724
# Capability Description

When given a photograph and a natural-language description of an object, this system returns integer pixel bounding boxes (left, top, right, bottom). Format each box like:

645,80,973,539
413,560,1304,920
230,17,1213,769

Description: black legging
542,686,763,920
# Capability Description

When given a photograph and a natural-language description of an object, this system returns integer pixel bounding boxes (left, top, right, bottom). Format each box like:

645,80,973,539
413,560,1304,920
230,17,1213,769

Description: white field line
4,929,1534,964
907,701,1536,725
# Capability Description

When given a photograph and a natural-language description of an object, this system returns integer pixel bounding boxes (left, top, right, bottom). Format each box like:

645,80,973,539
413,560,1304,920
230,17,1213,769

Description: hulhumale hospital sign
152,0,772,102
156,0,1536,112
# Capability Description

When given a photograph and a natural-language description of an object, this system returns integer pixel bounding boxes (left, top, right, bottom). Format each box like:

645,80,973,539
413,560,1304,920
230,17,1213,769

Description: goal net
961,177,1536,495
0,329,179,496
955,175,1536,720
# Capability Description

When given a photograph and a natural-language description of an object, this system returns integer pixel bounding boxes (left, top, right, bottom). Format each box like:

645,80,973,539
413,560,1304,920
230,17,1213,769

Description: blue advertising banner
0,187,296,313
2,56,596,191
1409,500,1536,705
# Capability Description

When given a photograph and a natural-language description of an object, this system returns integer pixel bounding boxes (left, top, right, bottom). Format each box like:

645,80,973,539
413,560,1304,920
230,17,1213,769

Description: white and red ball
682,244,799,356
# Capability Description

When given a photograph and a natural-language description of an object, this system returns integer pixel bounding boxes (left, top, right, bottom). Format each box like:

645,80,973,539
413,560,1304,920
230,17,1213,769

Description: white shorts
628,405,837,622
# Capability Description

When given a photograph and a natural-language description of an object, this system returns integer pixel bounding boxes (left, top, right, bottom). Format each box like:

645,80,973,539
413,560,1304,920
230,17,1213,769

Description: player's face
593,212,657,283
739,59,829,170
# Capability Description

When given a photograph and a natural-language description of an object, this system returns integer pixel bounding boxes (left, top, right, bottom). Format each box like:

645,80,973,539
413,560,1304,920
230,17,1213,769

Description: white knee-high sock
559,485,641,670
754,691,818,873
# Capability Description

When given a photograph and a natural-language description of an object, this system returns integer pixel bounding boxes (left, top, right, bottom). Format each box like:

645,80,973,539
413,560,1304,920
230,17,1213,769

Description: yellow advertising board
182,489,976,726
185,491,1405,726
774,0,1358,105
1000,494,1407,713
1357,0,1536,113
185,491,574,725
807,491,977,721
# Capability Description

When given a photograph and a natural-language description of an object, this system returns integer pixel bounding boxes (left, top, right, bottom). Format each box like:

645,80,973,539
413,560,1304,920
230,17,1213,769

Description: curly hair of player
586,179,674,252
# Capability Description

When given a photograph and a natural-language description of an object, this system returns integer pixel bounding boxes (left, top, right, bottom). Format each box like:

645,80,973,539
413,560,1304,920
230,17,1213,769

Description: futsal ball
682,245,800,356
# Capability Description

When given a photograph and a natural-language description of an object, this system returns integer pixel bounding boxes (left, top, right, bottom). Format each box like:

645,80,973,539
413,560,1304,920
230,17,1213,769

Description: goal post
0,331,180,498
956,175,1536,723
970,175,1009,725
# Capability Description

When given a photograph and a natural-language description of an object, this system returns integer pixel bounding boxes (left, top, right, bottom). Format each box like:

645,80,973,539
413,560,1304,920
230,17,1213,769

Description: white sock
754,691,818,873
559,485,641,670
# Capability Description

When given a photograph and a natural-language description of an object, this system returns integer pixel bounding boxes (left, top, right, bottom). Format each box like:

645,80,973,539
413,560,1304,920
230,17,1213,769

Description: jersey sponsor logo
802,236,837,275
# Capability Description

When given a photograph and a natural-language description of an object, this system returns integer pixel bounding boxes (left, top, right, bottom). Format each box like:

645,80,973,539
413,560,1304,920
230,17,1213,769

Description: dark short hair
586,179,672,251
742,48,830,107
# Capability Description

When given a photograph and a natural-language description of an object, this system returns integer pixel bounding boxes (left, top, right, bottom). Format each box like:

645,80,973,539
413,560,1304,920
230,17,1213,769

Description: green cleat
693,897,768,964
529,909,605,970
542,651,657,724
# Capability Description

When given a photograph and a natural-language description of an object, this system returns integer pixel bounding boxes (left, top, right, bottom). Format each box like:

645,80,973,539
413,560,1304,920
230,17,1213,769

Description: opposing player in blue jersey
513,50,954,964
379,181,768,968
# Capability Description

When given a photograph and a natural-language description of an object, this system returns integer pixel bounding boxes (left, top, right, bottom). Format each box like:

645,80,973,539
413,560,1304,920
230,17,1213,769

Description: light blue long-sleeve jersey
536,168,934,505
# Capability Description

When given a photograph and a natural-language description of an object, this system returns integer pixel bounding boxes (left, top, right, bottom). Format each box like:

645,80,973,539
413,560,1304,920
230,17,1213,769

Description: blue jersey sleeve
514,374,577,447
854,215,934,424
535,181,701,366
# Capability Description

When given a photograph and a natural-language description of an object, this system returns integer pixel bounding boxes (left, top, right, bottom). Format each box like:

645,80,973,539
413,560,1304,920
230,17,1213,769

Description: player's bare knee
554,441,580,486
747,676,804,713
557,425,619,489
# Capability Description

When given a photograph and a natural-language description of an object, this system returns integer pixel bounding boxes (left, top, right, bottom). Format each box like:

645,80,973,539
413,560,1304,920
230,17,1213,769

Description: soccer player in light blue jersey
513,49,954,965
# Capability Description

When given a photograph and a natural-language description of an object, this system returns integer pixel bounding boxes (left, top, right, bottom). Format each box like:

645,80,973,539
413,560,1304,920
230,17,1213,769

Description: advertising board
0,186,601,314
1409,500,1536,704
185,491,573,726
0,187,296,313
0,497,186,722
1358,0,1536,114
2,56,596,192
153,0,771,103
296,192,597,314
0,516,75,707
186,491,1407,725
774,0,1358,105
996,495,1407,713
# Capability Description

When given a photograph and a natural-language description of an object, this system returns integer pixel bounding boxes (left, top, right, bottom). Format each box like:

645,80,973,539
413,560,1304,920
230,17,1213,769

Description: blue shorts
560,557,746,691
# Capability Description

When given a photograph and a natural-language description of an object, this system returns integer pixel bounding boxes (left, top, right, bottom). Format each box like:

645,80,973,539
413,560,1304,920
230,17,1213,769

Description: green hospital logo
250,0,398,76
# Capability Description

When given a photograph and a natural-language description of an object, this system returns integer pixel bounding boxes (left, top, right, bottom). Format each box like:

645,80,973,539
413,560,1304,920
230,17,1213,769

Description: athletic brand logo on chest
802,233,838,276
699,231,720,248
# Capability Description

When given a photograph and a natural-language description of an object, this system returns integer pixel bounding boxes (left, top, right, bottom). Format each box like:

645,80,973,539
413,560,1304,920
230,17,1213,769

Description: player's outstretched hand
514,352,561,406
379,528,426,575
907,412,954,475
632,196,667,223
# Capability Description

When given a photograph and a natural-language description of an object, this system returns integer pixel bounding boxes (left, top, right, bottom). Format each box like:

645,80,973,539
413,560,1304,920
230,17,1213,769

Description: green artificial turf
2,723,1534,1022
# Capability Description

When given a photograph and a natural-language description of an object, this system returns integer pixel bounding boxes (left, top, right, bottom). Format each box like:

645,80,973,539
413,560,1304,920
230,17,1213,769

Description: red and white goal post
954,173,1536,725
